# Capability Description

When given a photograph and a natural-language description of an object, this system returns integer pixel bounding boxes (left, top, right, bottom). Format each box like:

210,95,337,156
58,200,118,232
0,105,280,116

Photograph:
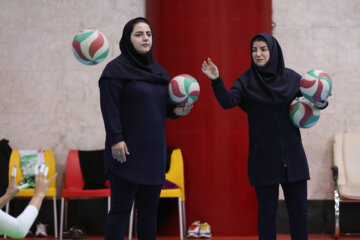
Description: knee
109,204,132,217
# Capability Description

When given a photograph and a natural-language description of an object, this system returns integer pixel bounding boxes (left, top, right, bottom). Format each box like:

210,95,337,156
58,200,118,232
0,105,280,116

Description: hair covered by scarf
238,33,300,104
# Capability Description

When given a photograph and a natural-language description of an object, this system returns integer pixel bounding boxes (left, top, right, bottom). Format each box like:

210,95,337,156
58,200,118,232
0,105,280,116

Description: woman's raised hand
34,165,57,199
201,58,219,80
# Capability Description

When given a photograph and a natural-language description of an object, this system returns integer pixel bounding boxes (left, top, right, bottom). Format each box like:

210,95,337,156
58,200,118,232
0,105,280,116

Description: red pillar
147,0,272,236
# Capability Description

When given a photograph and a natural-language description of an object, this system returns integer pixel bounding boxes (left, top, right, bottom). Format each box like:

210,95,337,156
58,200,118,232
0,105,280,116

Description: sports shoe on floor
199,222,211,238
63,226,87,239
35,222,48,237
187,220,200,238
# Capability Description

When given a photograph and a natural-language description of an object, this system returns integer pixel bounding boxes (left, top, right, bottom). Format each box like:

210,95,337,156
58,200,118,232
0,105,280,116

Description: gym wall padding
147,0,272,235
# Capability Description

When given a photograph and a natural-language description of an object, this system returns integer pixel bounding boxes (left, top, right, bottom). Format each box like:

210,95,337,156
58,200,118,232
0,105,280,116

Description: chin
139,49,150,54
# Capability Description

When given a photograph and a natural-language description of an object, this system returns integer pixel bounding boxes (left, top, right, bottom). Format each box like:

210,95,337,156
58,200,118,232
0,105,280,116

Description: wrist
5,190,17,199
210,75,219,81
34,192,46,199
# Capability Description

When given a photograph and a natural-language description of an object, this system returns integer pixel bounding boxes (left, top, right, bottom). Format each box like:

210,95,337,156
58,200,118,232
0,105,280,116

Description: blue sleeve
99,79,124,147
211,77,243,109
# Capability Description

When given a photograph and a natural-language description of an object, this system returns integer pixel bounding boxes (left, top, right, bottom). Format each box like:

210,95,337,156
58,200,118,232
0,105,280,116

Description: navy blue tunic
211,76,310,186
209,33,310,186
100,70,176,185
99,17,177,186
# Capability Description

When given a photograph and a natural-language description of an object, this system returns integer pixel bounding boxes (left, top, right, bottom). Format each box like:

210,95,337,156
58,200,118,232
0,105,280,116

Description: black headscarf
99,17,169,83
238,33,300,104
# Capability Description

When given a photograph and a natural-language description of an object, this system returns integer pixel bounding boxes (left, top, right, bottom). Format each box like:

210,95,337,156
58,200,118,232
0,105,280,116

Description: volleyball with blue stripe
169,74,200,105
72,29,109,65
300,69,332,103
289,97,320,128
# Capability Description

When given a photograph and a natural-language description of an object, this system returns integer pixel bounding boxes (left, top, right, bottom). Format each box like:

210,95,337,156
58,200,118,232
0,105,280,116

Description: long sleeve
211,77,244,109
0,205,38,238
99,79,125,147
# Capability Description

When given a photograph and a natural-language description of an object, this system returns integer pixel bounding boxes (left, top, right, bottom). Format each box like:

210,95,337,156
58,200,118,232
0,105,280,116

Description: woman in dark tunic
201,33,327,240
99,17,192,240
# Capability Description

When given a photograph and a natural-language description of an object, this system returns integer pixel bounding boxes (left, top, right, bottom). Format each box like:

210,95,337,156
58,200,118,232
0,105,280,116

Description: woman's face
251,40,270,67
130,22,152,54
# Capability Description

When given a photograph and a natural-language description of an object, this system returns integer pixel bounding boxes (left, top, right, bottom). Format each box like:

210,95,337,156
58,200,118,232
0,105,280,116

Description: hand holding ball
169,74,200,105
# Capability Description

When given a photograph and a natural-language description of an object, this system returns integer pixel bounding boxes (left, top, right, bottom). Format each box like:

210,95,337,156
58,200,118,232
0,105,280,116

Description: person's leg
255,184,280,240
105,175,138,240
282,180,308,240
135,183,162,240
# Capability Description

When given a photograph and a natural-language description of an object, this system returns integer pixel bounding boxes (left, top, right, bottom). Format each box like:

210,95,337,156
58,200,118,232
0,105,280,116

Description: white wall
0,0,145,192
273,0,360,199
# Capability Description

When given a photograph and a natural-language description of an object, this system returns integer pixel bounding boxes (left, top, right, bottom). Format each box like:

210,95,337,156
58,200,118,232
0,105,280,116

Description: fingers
114,148,125,163
35,164,49,177
174,103,193,116
111,142,129,163
18,183,29,190
48,172,57,183
202,60,209,69
184,103,193,111
202,58,219,80
11,165,17,177
124,144,130,155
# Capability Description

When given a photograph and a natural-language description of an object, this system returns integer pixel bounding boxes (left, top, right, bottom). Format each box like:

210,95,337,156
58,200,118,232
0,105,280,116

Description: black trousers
105,175,162,240
255,180,308,240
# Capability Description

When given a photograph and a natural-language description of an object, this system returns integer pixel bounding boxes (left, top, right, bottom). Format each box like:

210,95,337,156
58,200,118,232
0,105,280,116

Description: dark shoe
71,228,87,239
63,226,87,239
62,227,73,238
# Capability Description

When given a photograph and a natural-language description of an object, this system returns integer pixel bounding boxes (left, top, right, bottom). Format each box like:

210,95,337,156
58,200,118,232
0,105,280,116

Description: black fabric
165,147,173,173
78,149,106,189
238,33,300,105
98,17,173,185
0,139,12,196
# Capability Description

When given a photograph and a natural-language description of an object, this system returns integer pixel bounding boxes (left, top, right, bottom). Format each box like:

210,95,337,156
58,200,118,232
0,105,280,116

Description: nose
143,35,149,41
255,49,262,56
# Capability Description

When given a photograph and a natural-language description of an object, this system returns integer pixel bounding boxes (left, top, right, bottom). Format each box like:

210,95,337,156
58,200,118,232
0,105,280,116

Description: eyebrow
252,46,268,49
134,31,151,34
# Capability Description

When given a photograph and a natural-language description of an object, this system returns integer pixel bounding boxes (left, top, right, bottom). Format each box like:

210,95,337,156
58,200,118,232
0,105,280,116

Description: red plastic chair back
64,149,84,189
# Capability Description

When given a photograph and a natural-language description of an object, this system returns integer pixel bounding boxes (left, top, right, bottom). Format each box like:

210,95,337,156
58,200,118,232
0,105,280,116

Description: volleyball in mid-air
169,74,200,105
289,97,320,128
72,28,109,65
300,69,332,103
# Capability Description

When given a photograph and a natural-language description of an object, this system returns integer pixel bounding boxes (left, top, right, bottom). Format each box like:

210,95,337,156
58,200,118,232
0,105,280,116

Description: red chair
59,149,111,239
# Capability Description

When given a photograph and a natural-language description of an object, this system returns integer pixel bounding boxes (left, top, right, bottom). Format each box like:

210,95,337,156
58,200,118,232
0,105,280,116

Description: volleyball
300,69,332,103
72,28,109,65
289,97,320,128
169,74,200,105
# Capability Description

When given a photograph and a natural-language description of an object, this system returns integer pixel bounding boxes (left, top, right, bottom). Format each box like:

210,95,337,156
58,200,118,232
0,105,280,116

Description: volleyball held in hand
169,74,200,105
289,97,320,128
300,69,332,103
72,28,109,65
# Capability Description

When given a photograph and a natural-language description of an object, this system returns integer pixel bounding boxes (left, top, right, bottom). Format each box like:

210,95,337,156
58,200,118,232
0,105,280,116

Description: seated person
0,164,56,238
